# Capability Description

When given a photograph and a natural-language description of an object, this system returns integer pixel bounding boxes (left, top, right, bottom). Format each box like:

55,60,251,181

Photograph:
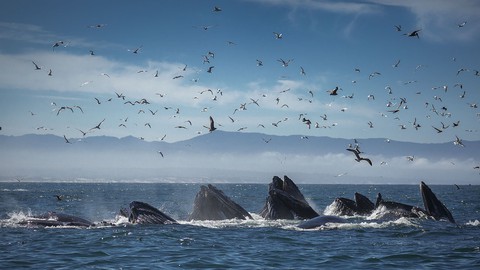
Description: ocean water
1,182,479,269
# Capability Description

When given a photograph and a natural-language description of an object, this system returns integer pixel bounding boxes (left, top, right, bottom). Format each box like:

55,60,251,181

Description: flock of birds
10,5,479,173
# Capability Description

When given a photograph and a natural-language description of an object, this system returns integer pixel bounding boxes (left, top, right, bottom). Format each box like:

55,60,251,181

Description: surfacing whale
259,175,319,220
298,215,347,229
373,181,454,223
331,192,375,216
120,201,177,225
189,184,252,220
19,212,94,227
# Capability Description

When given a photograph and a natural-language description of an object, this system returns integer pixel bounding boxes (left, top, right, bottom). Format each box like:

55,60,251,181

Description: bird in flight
209,116,216,132
453,135,464,147
346,148,372,166
32,61,42,70
327,86,339,96
128,45,142,54
63,135,72,144
277,58,293,67
405,29,421,38
89,119,105,131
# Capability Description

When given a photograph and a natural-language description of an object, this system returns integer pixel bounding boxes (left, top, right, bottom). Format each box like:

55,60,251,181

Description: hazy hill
0,132,478,184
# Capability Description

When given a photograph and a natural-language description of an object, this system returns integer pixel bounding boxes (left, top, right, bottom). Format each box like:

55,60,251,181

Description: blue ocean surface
1,182,479,269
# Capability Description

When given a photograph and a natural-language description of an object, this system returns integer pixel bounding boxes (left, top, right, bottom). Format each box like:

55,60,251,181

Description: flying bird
327,86,339,96
405,29,421,38
89,119,105,131
346,148,372,166
32,61,42,70
128,45,143,54
63,135,72,144
209,116,216,132
277,58,293,67
453,135,464,147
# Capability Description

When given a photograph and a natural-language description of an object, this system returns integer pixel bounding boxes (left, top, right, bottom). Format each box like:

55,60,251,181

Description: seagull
256,59,263,66
89,119,105,131
327,86,339,96
458,21,467,27
56,106,74,116
209,116,216,132
48,69,52,76
300,66,306,75
76,128,88,137
277,58,293,67
32,61,42,70
88,24,107,29
432,126,443,133
55,195,63,201
453,135,464,147
158,151,164,157
273,32,283,39
392,59,401,68
405,29,421,38
63,135,72,144
213,6,222,12
346,148,372,166
406,155,415,162
207,66,214,73
128,45,142,54
394,25,402,31
52,41,67,51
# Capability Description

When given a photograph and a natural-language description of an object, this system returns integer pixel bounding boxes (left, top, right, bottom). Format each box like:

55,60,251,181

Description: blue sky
1,0,479,144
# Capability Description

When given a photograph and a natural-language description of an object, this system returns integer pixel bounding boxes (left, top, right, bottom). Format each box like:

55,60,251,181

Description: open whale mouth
420,181,455,223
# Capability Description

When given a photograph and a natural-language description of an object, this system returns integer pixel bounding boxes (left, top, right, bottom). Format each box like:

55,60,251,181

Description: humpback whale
374,181,455,223
120,201,177,225
331,192,375,216
20,212,94,227
298,215,347,229
259,175,319,220
189,184,253,220
420,181,455,223
327,182,455,223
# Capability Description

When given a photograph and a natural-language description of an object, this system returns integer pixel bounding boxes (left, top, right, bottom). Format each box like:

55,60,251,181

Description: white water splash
466,220,480,226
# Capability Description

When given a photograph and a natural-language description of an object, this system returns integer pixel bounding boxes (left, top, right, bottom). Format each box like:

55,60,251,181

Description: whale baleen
120,201,177,224
189,184,253,220
259,175,319,220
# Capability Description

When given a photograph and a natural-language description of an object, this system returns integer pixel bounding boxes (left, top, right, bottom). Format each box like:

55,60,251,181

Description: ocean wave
466,219,479,226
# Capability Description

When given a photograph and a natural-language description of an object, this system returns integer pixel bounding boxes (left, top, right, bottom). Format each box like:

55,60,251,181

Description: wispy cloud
364,0,480,42
0,21,125,51
246,0,380,15
245,0,480,42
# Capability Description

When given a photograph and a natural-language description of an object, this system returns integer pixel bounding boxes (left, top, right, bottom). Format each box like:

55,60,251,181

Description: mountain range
0,131,478,184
